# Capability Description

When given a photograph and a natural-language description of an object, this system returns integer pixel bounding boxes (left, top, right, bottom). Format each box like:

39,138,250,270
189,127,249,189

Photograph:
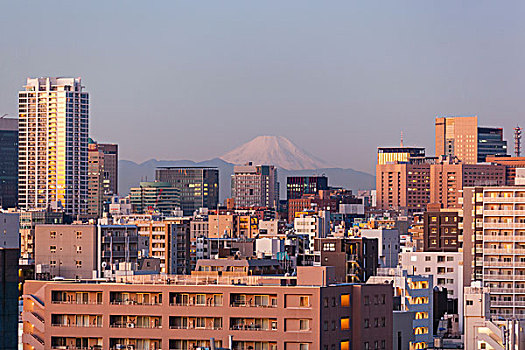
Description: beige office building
18,77,89,215
435,116,478,164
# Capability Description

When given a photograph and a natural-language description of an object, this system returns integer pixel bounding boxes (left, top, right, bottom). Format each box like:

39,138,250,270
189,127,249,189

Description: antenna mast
515,125,522,157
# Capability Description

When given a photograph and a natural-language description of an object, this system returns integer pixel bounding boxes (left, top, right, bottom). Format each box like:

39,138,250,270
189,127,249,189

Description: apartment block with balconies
22,266,393,350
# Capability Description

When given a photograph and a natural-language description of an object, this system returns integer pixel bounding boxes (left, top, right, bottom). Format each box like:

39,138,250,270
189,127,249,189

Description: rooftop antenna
400,131,404,147
515,125,522,157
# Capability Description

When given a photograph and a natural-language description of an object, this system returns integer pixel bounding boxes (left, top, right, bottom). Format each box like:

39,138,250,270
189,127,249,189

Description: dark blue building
0,118,18,209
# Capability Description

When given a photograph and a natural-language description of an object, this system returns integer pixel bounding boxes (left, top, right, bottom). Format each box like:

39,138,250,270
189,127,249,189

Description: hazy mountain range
119,136,375,200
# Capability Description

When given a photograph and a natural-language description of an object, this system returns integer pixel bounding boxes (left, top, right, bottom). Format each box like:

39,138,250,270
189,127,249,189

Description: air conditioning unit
126,323,135,328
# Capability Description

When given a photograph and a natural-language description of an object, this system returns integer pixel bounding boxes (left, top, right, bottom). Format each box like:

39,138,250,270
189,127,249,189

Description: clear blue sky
1,1,524,173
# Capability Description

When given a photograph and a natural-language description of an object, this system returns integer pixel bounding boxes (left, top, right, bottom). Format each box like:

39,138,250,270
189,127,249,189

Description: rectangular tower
231,163,278,209
435,116,478,164
0,117,18,209
156,167,219,216
18,77,89,215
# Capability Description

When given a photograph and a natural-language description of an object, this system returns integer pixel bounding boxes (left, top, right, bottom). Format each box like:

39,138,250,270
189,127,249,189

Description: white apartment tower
18,77,89,215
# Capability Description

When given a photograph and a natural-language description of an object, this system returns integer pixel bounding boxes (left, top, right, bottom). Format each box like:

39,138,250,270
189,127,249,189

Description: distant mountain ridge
119,158,375,201
220,135,331,170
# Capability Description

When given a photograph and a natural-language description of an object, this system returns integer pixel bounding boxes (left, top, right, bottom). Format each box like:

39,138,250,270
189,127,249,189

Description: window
340,341,350,350
381,317,386,327
76,246,82,253
300,319,309,330
50,245,57,253
50,231,56,239
447,267,454,272
299,344,309,350
341,318,350,330
196,294,206,305
380,294,385,304
466,300,473,306
425,256,431,261
300,296,310,307
50,260,56,266
364,319,369,328
196,317,205,329
331,321,336,330
437,256,445,262
341,294,350,307
364,342,370,350
323,243,335,251
76,231,82,239
364,296,369,305
425,267,431,273
374,318,379,327
331,297,336,307
323,321,328,331
323,297,329,308
75,260,82,268
447,256,454,261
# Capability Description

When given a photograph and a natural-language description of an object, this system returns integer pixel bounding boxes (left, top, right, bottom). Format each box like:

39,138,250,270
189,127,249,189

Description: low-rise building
34,224,97,280
368,267,433,349
22,266,393,350
464,283,525,350
313,237,378,283
358,228,400,268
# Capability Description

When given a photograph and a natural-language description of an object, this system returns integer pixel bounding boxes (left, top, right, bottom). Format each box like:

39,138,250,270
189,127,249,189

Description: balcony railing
230,325,276,331
169,325,222,330
51,323,102,328
110,301,161,306
110,323,161,329
230,301,277,308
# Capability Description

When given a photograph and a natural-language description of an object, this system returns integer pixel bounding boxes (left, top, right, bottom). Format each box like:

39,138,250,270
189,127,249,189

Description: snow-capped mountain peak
220,135,330,170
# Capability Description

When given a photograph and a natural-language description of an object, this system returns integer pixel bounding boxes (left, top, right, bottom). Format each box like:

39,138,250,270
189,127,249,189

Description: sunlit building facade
18,77,89,215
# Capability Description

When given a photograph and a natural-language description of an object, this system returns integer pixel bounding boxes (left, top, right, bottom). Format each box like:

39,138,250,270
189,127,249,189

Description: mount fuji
220,135,330,170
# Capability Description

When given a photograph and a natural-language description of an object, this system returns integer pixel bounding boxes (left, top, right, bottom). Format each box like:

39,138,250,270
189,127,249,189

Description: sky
1,1,525,174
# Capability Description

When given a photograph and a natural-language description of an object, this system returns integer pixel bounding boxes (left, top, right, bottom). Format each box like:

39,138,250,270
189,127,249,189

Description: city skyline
2,1,525,173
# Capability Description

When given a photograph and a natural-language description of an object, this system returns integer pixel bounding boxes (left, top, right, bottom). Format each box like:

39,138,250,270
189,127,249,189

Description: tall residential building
463,186,525,320
129,182,180,216
286,175,328,200
231,163,279,208
18,77,89,216
88,140,104,218
0,117,18,209
435,116,479,164
98,143,118,195
87,140,118,218
435,116,508,164
377,147,425,165
156,167,219,216
22,267,393,350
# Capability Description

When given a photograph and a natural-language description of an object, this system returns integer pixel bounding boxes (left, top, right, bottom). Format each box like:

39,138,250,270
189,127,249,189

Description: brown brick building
376,157,505,212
